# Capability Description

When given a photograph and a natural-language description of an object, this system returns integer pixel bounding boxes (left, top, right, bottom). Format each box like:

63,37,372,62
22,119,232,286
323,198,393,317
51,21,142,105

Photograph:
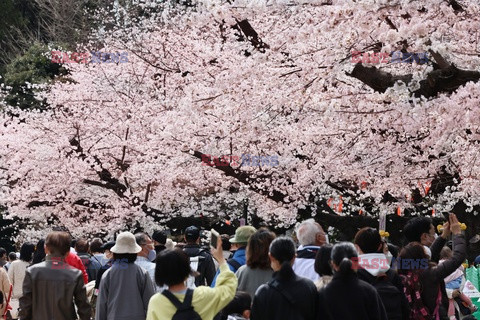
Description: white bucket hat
111,232,142,254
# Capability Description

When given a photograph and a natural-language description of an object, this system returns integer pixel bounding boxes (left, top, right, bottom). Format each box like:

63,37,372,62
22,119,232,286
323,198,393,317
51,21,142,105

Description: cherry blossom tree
1,0,480,242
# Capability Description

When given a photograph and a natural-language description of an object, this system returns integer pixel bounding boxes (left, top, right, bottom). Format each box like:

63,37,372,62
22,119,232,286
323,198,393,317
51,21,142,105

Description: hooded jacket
356,253,409,320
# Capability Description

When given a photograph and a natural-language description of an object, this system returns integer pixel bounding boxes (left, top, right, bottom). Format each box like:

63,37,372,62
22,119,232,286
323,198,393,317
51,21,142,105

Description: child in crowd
440,246,478,318
220,291,251,320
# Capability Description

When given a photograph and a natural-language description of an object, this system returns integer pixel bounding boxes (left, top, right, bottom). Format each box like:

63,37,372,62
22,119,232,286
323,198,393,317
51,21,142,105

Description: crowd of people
0,213,477,320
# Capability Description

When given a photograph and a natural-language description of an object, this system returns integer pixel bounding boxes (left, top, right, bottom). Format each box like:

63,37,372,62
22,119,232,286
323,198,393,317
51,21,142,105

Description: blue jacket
211,247,246,287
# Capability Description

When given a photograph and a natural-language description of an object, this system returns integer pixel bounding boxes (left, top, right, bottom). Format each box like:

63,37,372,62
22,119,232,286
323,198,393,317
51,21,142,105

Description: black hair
269,237,296,280
387,243,399,259
403,217,432,243
314,244,333,276
31,239,46,265
331,242,358,277
112,253,137,263
155,249,191,287
0,248,6,258
90,238,103,253
220,291,251,320
221,234,232,251
354,227,382,254
8,252,17,261
20,243,35,262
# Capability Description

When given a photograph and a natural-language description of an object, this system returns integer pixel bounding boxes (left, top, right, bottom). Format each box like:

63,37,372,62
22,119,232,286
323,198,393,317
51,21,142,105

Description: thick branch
191,151,288,203
234,19,269,53
69,136,128,197
347,51,480,98
347,63,412,93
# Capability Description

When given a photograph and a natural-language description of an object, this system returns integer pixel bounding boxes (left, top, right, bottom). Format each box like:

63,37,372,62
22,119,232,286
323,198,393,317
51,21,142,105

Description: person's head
230,226,257,250
135,232,154,258
398,242,431,274
221,291,252,320
112,232,142,263
314,243,333,277
90,238,103,254
152,230,167,246
221,234,232,252
354,227,382,254
387,243,399,259
403,216,436,246
75,239,89,254
246,229,276,270
269,236,296,280
101,241,116,260
32,239,46,265
184,226,200,244
8,252,17,262
0,248,6,261
45,231,71,257
331,242,358,277
440,246,452,260
295,219,326,247
155,249,191,287
19,243,35,262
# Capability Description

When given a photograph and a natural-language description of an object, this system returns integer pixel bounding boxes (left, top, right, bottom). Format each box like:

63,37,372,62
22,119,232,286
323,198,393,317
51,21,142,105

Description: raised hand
449,213,462,235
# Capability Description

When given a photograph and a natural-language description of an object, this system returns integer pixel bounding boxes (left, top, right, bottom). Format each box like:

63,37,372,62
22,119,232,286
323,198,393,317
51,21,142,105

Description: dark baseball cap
152,230,167,244
185,226,200,241
100,241,115,251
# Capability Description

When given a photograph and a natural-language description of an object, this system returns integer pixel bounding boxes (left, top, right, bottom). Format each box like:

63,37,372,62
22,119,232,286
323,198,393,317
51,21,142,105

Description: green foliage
0,0,26,39
0,0,39,68
2,42,68,110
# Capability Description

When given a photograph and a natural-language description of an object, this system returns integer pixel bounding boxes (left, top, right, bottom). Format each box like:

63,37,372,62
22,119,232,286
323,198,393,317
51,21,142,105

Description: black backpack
358,269,405,320
162,289,202,320
227,258,242,272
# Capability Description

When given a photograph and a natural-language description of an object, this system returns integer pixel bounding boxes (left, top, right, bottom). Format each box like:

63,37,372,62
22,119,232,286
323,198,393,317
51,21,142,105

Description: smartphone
210,229,220,248
443,212,450,221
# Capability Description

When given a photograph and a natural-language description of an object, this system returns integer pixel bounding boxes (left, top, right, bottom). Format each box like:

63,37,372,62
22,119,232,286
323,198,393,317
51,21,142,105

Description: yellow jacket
147,262,237,320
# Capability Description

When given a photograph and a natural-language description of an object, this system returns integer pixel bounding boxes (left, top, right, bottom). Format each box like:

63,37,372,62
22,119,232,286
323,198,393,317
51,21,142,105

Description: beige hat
111,232,142,254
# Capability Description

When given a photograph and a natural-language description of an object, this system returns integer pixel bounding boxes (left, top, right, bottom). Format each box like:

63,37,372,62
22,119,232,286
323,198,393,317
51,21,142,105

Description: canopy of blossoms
1,0,479,240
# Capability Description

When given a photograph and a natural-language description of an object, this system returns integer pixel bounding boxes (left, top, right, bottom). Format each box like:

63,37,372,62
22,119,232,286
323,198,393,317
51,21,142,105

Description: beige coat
8,260,30,299
0,267,11,316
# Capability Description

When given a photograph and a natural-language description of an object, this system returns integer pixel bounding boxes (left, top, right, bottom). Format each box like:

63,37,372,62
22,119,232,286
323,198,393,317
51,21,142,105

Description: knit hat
111,232,142,254
230,226,256,244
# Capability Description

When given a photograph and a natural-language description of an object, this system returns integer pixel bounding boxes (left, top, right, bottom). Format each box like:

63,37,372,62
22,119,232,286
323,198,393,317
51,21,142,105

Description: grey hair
134,232,150,245
295,219,323,246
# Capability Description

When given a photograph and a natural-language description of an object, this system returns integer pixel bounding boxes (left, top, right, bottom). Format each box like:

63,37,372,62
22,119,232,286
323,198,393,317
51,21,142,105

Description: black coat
318,272,388,320
357,268,410,320
251,271,318,320
415,234,466,320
